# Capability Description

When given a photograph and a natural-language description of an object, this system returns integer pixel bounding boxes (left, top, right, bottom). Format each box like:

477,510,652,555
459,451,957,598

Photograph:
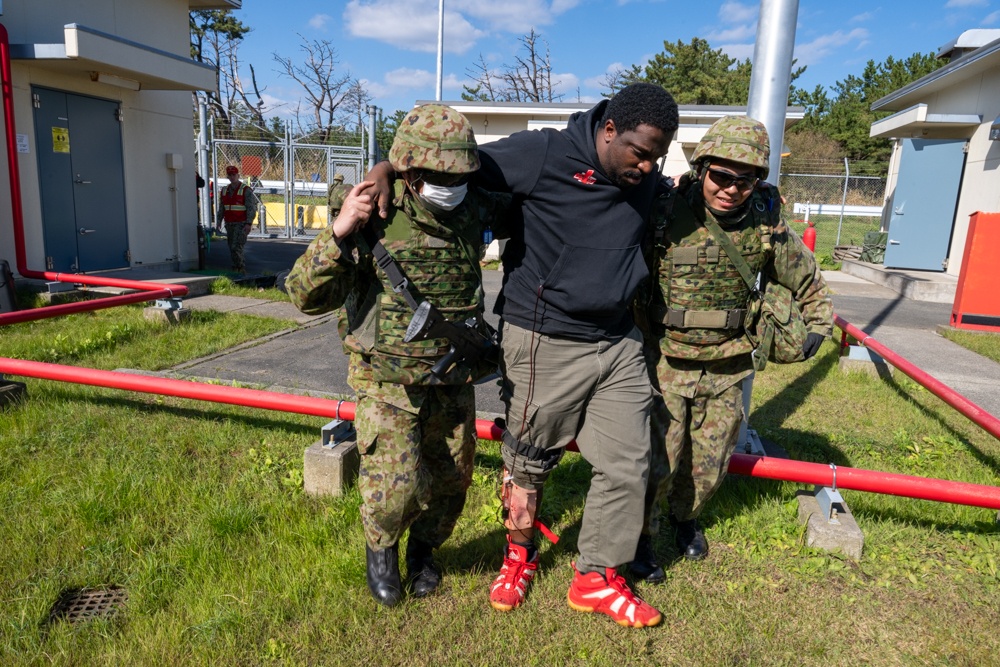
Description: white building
869,30,1000,275
418,100,804,178
0,0,233,277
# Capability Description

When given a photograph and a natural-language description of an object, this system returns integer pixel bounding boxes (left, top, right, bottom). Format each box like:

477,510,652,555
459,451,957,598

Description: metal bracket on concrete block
154,298,184,311
739,427,768,456
815,463,848,524
47,281,75,294
321,418,356,447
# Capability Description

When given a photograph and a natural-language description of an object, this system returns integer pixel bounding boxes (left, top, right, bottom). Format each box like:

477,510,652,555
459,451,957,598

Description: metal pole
746,0,799,187
837,157,849,245
285,119,292,238
367,105,378,174
197,95,211,231
742,0,799,454
435,0,444,101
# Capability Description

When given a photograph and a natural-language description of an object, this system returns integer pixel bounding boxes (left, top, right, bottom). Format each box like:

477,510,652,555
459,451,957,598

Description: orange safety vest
221,183,248,223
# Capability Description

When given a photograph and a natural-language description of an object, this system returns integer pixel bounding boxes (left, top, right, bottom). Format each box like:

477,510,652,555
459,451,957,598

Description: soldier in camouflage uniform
628,116,833,581
215,165,257,274
285,104,509,607
327,173,353,224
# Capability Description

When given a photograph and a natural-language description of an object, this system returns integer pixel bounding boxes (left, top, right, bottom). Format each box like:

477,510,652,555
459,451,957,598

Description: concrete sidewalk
105,237,999,424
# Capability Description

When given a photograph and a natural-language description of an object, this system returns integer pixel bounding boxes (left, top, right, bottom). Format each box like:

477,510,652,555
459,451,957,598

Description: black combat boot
627,533,666,583
405,539,441,598
674,518,708,560
365,543,403,606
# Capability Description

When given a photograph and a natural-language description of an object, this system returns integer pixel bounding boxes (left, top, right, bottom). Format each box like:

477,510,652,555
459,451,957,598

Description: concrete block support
838,345,893,379
796,490,864,560
143,305,192,324
0,379,28,409
303,440,360,497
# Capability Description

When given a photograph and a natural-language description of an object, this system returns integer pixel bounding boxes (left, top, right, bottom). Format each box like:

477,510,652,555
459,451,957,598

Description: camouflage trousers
642,355,748,533
351,371,477,551
225,221,251,272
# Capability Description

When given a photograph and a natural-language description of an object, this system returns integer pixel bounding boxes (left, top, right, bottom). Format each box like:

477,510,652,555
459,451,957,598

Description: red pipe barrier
2,357,1000,510
729,453,1000,510
0,23,187,326
835,314,1000,441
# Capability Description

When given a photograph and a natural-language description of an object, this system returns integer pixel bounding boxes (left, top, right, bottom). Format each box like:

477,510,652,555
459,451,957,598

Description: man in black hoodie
366,83,678,627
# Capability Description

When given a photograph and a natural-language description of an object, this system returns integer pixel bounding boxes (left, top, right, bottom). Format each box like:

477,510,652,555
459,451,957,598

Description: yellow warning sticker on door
52,127,70,153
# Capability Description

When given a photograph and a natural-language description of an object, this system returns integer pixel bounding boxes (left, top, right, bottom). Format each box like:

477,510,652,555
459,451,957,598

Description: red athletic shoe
489,538,539,612
566,565,662,628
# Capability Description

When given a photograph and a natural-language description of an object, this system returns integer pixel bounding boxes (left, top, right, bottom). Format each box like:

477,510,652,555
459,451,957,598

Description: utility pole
435,0,444,100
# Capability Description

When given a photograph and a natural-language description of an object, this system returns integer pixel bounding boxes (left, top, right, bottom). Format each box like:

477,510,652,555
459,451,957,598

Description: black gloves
802,332,825,360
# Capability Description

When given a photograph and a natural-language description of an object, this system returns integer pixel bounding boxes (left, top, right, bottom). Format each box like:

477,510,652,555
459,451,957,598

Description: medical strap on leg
501,429,560,544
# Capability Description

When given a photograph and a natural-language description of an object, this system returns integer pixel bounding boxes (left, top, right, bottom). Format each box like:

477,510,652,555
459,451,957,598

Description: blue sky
230,0,1000,121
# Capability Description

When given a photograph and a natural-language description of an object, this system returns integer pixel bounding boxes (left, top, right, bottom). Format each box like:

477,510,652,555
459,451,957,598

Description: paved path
149,239,1000,428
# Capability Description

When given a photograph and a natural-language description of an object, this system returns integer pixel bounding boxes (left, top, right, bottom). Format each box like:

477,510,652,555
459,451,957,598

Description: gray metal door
33,87,129,272
884,138,965,271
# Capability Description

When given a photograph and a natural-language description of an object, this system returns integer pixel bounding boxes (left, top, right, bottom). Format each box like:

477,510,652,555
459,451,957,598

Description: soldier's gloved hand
802,332,825,360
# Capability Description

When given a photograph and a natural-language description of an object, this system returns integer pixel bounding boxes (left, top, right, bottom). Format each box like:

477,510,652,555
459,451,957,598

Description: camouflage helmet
333,173,344,183
691,115,770,178
388,104,479,174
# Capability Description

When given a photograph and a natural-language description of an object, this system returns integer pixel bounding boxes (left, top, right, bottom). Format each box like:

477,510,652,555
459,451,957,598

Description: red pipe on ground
2,357,999,510
728,453,1000,510
835,314,1000,441
0,23,187,327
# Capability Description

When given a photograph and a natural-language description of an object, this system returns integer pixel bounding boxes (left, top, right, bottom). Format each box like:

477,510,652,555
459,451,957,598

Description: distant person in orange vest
216,165,258,273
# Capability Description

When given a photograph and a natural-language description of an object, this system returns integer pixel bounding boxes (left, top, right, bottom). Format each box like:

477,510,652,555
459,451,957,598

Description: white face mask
419,182,468,211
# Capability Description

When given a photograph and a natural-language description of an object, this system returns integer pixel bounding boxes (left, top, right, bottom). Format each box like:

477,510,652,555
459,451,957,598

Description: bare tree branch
273,35,355,143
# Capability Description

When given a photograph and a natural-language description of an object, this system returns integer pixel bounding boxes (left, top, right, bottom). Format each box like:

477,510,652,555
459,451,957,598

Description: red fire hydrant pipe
2,357,1000,510
0,23,187,327
835,315,1000,441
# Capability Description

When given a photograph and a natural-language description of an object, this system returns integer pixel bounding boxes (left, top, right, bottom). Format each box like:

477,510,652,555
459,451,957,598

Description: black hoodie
477,100,658,341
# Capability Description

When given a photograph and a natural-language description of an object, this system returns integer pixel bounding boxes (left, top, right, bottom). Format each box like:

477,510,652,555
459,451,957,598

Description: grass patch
1,322,998,664
940,328,1000,365
208,276,290,303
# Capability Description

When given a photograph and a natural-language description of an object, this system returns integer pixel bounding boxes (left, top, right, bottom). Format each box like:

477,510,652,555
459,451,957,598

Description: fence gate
212,139,364,239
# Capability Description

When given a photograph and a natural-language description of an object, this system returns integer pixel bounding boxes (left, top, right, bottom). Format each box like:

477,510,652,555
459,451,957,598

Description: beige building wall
0,0,216,276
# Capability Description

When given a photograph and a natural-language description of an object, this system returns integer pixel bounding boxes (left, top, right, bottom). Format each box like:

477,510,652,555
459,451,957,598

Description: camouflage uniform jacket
638,172,833,395
327,182,353,222
286,180,510,386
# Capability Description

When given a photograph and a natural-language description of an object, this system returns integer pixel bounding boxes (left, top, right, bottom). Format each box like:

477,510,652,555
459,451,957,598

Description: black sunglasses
706,168,758,193
419,172,469,187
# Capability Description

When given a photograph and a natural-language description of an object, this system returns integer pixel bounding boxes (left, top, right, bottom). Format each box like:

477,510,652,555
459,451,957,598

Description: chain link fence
210,132,365,239
779,159,887,263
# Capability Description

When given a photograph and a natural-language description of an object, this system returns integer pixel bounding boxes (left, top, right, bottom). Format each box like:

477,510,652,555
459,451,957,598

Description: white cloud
719,43,755,61
944,0,987,7
344,0,582,54
719,1,758,24
551,71,581,98
707,25,757,43
982,9,1000,24
308,14,332,30
583,62,625,90
850,11,875,23
792,28,870,67
344,0,485,54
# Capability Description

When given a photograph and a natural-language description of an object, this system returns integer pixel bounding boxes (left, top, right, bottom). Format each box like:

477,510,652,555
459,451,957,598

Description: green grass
1,314,999,665
208,276,290,303
788,215,881,270
940,328,1000,365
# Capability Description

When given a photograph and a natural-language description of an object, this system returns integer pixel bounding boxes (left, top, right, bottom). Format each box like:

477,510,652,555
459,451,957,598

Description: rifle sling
358,223,420,311
702,215,758,291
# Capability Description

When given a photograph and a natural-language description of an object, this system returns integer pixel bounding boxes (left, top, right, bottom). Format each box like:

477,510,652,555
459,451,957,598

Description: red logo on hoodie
573,169,597,185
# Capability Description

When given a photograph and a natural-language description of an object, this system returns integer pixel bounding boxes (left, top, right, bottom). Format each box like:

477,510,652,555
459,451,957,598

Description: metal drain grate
48,587,128,624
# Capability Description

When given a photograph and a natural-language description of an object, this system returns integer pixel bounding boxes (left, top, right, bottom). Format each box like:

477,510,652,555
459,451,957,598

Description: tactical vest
650,184,777,346
342,181,485,385
220,183,248,223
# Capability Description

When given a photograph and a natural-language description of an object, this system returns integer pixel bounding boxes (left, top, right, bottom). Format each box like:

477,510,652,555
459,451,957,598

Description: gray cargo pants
499,321,653,572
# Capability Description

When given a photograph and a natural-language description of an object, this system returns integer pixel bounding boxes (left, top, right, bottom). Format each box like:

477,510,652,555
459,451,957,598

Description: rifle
358,223,498,383
404,300,499,382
